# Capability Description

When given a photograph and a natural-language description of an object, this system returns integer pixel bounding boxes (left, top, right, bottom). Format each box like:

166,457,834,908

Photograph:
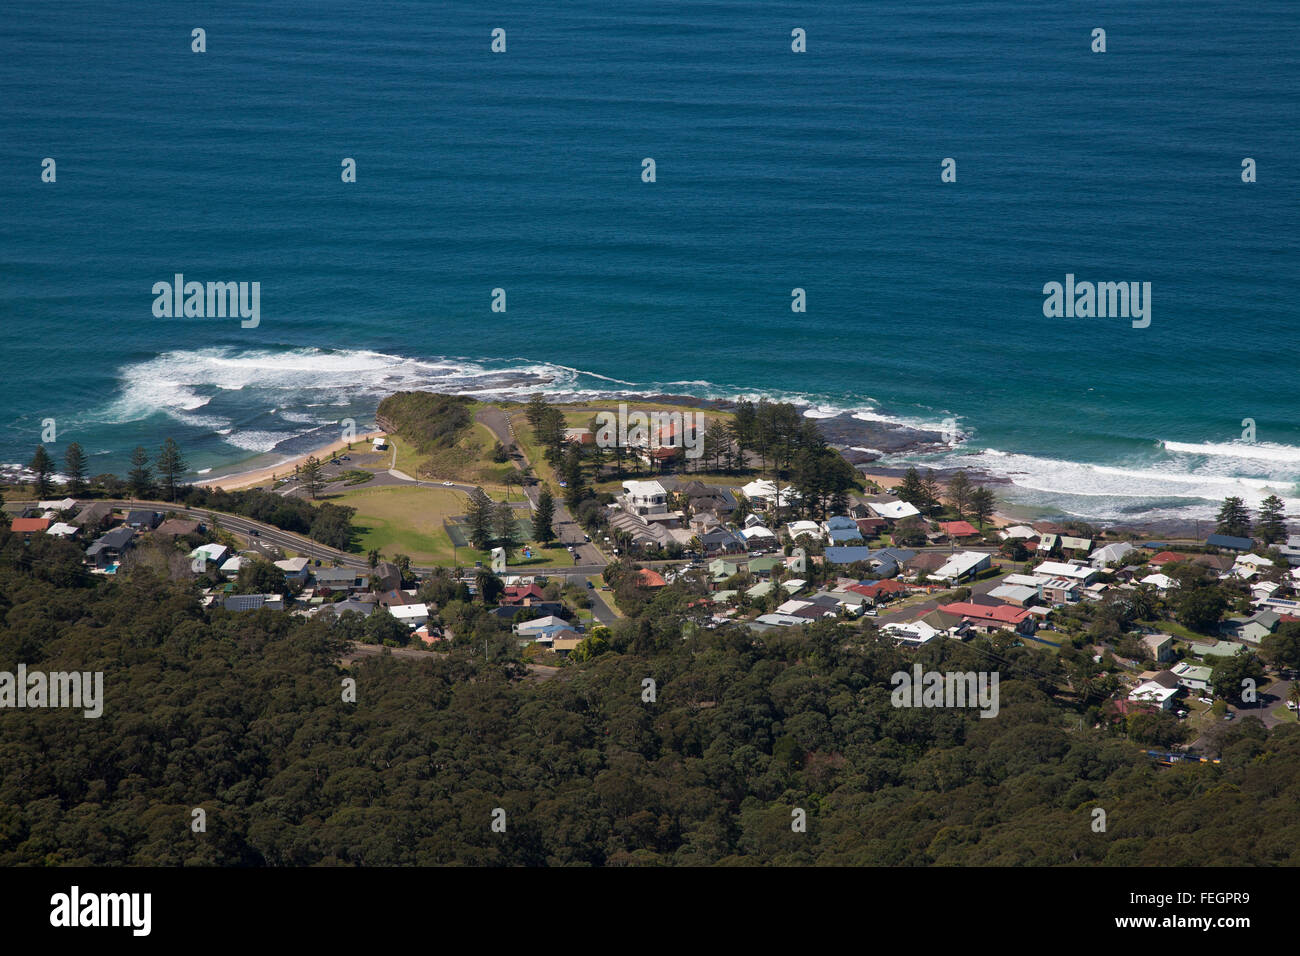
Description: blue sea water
1,0,1297,522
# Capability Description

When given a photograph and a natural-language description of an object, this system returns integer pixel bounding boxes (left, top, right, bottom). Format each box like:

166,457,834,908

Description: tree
367,548,380,570
299,455,325,500
1176,585,1228,634
920,471,944,515
475,568,504,605
63,443,88,495
533,486,556,544
946,470,973,519
1210,653,1266,705
234,559,288,596
895,468,928,510
128,446,153,498
493,501,523,560
1257,494,1287,545
561,444,587,508
155,438,187,502
465,487,495,551
968,486,996,529
29,445,54,499
1215,496,1252,538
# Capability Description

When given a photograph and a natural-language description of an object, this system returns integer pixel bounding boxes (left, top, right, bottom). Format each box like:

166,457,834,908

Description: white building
390,603,430,627
621,479,669,516
932,551,991,583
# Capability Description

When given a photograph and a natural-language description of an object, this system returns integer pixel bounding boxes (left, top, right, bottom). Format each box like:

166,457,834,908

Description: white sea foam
1162,439,1300,465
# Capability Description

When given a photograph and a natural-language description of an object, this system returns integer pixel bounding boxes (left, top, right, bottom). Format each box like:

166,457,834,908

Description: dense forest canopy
0,529,1297,866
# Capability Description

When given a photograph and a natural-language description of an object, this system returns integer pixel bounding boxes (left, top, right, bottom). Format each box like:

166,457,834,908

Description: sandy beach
197,431,385,492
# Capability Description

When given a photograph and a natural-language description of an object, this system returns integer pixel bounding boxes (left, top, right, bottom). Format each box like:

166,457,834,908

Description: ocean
2,0,1297,523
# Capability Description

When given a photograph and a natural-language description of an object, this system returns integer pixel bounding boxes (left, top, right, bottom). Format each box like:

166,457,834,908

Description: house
849,579,910,602
1037,577,1083,605
904,551,950,576
740,479,797,509
371,561,402,593
223,594,285,612
489,601,566,622
1128,680,1178,711
315,566,363,592
854,517,888,538
85,526,137,568
621,480,669,516
38,497,79,513
1224,609,1280,644
1139,573,1178,595
320,598,376,620
1205,533,1254,552
1279,535,1300,567
1032,561,1102,585
1252,580,1281,602
937,601,1033,635
125,510,161,531
822,515,863,544
502,582,548,605
998,525,1038,540
46,522,80,538
931,551,992,584
637,568,668,588
1148,551,1194,567
881,620,943,647
1235,553,1275,571
823,546,875,566
189,543,229,567
1188,641,1246,660
154,517,201,537
1090,541,1136,567
739,525,778,549
551,635,583,656
275,557,311,584
10,517,50,535
514,615,570,638
939,520,980,540
786,520,824,542
698,527,746,557
390,603,430,627
987,583,1041,607
70,501,113,528
1170,661,1212,692
1140,634,1175,663
865,499,921,522
219,555,246,577
563,427,594,445
689,511,722,535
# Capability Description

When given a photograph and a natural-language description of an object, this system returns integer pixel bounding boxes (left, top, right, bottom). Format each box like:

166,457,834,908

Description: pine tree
946,470,974,519
29,445,54,499
969,486,997,529
128,446,153,499
1215,496,1252,538
525,394,548,430
896,467,928,509
1257,494,1287,545
155,438,187,502
300,455,325,500
921,470,943,514
493,501,522,560
533,486,556,544
465,487,495,551
63,442,88,495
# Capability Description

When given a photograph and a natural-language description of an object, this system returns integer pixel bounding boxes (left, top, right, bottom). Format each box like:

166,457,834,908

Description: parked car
586,580,594,589
1198,696,1214,705
1223,712,1235,721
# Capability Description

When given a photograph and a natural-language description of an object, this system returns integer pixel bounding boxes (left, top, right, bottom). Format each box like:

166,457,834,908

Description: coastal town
4,391,1298,759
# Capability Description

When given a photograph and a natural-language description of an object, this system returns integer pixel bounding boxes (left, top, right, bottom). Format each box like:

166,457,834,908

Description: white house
999,525,1038,540
866,499,921,521
1090,541,1136,568
785,520,823,542
881,620,942,647
390,603,430,627
621,479,669,516
1139,572,1178,595
190,543,229,566
1128,680,1178,711
275,557,311,583
932,551,991,584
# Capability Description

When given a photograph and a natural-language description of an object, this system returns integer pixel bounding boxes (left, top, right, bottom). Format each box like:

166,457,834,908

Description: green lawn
328,484,466,564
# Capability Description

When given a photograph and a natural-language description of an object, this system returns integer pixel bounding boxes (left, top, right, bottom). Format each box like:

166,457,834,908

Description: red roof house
11,518,50,534
939,520,980,538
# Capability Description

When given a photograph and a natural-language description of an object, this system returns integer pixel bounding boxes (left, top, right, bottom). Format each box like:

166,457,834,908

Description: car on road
442,480,454,486
862,609,878,617
340,455,350,461
586,580,594,589
1288,701,1298,711
583,534,591,543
